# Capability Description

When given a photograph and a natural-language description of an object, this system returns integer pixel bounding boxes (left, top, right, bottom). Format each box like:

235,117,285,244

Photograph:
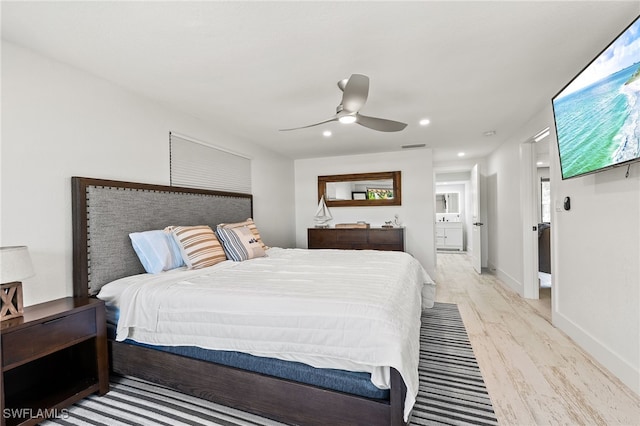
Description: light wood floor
434,253,640,425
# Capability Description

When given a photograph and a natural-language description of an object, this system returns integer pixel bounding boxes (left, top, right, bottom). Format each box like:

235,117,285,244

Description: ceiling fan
279,74,408,132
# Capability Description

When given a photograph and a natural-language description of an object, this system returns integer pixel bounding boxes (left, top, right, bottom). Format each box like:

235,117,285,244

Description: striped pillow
218,218,268,250
168,225,227,269
215,226,266,262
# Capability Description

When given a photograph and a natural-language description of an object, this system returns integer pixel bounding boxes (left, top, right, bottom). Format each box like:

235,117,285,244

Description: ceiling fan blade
279,117,338,131
356,114,408,132
341,74,369,113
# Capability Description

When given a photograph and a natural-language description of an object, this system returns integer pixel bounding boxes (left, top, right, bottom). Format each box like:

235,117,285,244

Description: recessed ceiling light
419,118,430,126
536,161,544,166
483,130,496,137
323,130,332,137
457,152,465,157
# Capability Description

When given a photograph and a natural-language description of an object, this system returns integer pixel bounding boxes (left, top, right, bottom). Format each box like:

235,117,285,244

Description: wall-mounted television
552,15,640,180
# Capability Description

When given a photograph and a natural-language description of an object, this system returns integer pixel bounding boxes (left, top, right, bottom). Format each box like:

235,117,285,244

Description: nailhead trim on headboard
72,177,253,298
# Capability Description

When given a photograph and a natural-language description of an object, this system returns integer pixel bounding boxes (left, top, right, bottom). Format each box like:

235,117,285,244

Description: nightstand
0,297,108,426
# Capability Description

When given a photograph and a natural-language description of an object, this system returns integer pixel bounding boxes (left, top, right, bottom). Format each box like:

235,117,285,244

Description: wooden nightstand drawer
2,309,95,368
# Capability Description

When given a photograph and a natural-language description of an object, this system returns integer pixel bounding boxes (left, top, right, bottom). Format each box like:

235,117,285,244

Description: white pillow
129,229,185,274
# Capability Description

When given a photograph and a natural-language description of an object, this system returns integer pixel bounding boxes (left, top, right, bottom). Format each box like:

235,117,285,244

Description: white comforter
97,247,436,420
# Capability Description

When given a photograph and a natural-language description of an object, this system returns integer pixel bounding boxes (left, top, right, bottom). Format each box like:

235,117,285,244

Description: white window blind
170,132,251,193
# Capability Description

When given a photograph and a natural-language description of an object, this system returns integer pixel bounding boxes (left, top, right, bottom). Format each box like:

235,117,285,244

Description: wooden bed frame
71,176,409,426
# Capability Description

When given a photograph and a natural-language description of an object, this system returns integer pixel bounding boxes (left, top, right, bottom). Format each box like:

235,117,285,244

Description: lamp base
1,281,24,321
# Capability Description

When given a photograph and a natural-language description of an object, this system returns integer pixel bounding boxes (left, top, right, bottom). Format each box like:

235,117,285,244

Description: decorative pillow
169,225,227,269
129,230,185,274
217,218,268,250
215,226,266,261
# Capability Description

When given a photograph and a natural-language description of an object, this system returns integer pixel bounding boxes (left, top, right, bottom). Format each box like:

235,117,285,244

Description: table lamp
0,246,35,321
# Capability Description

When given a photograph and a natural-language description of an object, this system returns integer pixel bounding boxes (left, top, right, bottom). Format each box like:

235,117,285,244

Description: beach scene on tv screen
553,17,640,179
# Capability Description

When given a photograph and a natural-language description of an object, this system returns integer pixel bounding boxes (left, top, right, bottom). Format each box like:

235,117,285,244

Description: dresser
307,227,405,251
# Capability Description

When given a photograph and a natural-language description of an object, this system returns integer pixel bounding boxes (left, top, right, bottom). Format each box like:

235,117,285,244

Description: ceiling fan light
338,115,357,124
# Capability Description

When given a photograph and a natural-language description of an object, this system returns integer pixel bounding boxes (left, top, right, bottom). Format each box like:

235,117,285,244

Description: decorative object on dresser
313,195,333,227
0,247,35,321
0,297,109,426
308,227,405,251
335,222,370,229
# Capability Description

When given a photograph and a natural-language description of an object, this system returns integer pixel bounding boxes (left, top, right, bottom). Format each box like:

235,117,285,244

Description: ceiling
2,1,638,162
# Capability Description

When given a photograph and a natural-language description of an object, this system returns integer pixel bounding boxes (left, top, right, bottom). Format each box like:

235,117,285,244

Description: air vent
401,144,426,149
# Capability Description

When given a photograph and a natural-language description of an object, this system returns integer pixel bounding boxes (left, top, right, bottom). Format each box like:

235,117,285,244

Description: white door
470,164,483,274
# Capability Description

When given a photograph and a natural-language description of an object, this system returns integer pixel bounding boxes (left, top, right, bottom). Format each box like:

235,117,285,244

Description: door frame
470,163,482,274
521,141,540,299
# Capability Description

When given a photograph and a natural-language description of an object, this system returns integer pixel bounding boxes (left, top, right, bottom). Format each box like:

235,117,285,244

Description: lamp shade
0,246,35,283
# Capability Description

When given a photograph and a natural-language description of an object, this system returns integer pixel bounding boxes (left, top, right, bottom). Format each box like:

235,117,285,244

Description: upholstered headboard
72,177,253,298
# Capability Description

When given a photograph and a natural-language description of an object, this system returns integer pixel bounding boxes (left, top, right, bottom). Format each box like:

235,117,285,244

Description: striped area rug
413,303,498,425
42,303,497,426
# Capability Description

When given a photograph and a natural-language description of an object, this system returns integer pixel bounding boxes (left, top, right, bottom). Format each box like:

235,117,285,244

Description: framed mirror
318,171,401,207
435,192,460,213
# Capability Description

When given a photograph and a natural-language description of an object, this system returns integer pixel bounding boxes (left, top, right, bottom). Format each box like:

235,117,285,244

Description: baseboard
488,262,524,297
554,310,640,396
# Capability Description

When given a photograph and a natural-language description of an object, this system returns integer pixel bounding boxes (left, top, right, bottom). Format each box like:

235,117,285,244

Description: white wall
294,149,436,278
486,103,640,395
1,41,296,306
549,116,640,394
485,139,525,292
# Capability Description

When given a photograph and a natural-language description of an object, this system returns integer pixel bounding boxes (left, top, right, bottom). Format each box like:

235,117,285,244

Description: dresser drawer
2,308,96,367
336,229,368,243
308,228,336,248
368,229,402,245
308,227,405,252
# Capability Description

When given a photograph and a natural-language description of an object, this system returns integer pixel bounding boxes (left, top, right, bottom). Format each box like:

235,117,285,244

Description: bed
71,176,435,426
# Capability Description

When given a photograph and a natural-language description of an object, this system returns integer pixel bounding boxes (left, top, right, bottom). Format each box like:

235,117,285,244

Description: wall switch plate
555,200,563,212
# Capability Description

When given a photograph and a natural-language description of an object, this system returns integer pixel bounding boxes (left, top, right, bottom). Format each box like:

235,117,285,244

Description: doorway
434,166,484,275
537,172,552,317
434,172,471,255
522,127,552,317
